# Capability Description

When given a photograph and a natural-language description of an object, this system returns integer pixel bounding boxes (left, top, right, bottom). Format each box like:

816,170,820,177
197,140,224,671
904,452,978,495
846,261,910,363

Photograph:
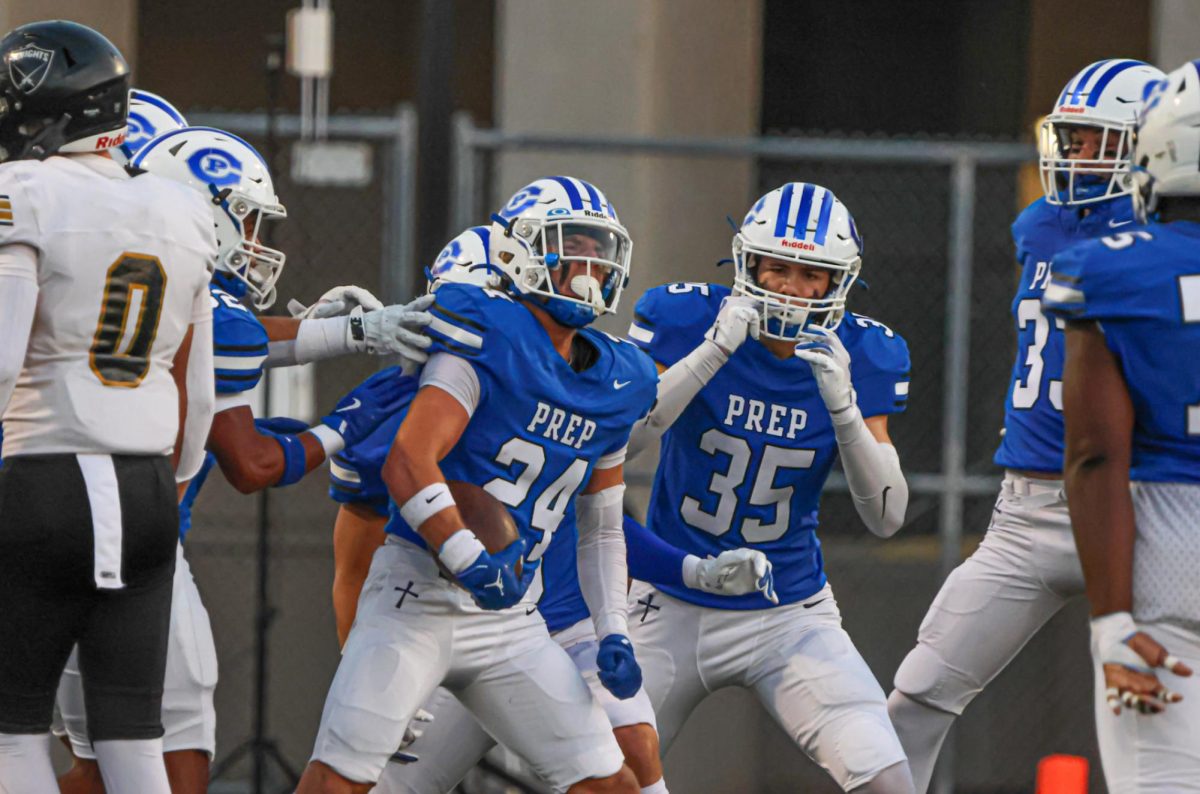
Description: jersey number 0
88,253,168,388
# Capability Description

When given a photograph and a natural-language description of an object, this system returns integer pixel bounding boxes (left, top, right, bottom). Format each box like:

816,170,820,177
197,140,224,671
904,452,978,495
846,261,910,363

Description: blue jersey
632,283,909,608
385,284,658,609
210,284,269,395
1043,222,1200,483
328,368,418,516
994,196,1135,472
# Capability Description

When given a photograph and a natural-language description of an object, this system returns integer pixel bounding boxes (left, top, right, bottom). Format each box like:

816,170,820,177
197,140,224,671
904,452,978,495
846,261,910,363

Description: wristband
400,482,456,529
307,424,346,457
438,528,486,574
1090,611,1139,650
294,314,357,364
681,554,703,590
269,431,308,487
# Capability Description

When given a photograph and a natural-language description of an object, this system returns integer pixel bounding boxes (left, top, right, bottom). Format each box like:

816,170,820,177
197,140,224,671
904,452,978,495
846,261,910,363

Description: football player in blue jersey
623,183,914,793
51,124,429,794
298,177,660,794
885,59,1165,793
1045,60,1200,793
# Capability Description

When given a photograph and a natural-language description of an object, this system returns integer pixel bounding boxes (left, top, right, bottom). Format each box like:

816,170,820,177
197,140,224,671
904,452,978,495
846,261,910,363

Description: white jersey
0,154,214,456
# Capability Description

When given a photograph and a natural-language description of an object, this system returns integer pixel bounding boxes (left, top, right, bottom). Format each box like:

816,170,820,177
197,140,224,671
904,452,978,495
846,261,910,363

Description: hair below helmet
488,176,632,328
0,20,130,162
1038,59,1166,207
1132,60,1200,220
133,126,287,309
733,182,862,341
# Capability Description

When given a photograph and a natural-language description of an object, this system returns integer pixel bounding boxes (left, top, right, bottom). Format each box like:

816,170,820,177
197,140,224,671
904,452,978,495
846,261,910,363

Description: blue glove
596,634,642,700
454,537,539,611
321,370,410,449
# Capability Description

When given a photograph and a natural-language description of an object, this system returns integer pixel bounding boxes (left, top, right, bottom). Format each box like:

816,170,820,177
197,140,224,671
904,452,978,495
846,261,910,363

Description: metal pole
931,155,977,794
450,111,479,233
381,103,418,303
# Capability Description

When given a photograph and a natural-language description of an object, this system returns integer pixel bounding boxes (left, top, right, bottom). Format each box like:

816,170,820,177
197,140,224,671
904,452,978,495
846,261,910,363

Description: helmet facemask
1039,119,1134,206
732,235,860,342
497,215,631,328
214,189,287,310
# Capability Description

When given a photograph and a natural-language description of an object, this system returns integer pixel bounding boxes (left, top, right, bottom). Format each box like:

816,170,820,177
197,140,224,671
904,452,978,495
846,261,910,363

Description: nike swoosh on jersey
613,380,631,389
1109,219,1133,228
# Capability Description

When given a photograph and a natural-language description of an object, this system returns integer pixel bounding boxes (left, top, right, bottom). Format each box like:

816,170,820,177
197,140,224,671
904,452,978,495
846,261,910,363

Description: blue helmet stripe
1067,60,1108,105
130,90,187,126
579,179,603,211
792,183,815,240
1085,59,1143,106
813,189,834,246
773,183,795,238
469,225,492,265
550,176,584,210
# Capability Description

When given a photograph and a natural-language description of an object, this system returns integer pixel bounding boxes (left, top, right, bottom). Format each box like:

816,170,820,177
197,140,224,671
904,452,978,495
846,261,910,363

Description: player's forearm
833,408,908,537
266,315,366,367
1064,454,1136,616
623,515,688,589
577,484,630,639
382,440,464,549
627,341,727,460
209,409,330,493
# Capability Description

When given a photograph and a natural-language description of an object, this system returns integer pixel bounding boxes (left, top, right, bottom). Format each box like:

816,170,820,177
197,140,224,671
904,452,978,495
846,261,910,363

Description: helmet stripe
1085,59,1143,106
792,183,815,240
813,189,834,246
130,90,187,126
550,176,584,210
773,183,795,238
1067,60,1108,105
579,180,603,211
469,226,492,264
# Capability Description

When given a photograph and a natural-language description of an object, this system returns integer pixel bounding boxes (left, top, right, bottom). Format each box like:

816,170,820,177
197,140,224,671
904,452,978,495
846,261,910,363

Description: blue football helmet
1039,59,1165,206
488,176,632,328
733,182,862,341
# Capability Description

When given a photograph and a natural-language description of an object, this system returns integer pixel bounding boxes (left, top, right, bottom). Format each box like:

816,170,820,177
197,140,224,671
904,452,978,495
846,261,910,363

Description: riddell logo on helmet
779,239,816,251
95,133,127,149
1058,106,1086,114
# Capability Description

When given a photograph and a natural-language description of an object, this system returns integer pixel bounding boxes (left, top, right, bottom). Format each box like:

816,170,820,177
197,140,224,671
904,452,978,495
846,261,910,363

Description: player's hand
358,294,436,364
1092,612,1193,715
320,370,410,448
685,549,778,604
288,285,385,320
450,536,534,611
596,634,643,700
389,707,435,764
794,326,856,419
706,296,761,356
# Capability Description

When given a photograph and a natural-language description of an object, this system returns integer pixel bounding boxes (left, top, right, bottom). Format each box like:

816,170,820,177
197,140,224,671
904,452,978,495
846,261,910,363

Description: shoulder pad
426,283,516,359
211,288,269,394
841,314,911,416
1043,229,1160,322
1010,198,1059,262
627,282,726,367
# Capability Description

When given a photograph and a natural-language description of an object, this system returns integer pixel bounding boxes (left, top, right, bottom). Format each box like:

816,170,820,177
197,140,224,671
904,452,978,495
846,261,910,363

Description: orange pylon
1036,754,1088,794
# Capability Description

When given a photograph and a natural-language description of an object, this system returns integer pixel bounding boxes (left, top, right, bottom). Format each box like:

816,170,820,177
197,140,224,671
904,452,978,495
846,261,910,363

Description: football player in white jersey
51,122,432,794
885,59,1165,793
0,21,217,794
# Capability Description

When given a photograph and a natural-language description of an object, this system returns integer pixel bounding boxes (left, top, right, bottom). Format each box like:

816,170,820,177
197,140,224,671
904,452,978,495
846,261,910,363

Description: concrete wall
1151,0,1200,69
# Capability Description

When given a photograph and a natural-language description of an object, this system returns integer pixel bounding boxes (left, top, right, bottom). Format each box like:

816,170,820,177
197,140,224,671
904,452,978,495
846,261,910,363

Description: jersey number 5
88,253,168,387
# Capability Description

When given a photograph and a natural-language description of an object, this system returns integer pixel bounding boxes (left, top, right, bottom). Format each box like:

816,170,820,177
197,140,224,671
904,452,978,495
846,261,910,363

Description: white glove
1092,611,1189,714
353,294,436,363
706,296,761,356
288,285,385,320
683,549,778,604
389,707,435,764
794,326,856,419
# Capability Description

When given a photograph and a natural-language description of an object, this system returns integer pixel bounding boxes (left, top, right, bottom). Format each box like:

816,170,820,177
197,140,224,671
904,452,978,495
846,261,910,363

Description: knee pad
825,710,907,790
850,760,916,794
892,642,978,716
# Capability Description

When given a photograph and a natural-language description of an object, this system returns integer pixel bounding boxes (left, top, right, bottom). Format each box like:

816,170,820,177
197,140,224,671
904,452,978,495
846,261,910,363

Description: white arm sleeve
0,244,38,415
176,307,216,482
833,406,908,538
627,338,728,460
267,315,359,367
576,482,629,639
419,352,480,417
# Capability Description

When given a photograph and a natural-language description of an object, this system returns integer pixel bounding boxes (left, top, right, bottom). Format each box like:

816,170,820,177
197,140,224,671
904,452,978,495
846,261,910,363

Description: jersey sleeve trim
427,304,484,357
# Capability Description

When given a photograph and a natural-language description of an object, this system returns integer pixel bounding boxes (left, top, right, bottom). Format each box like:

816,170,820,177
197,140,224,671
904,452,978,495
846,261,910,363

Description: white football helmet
1039,59,1166,206
427,225,502,292
111,89,187,166
132,126,287,309
488,176,632,327
733,182,862,341
1132,60,1200,219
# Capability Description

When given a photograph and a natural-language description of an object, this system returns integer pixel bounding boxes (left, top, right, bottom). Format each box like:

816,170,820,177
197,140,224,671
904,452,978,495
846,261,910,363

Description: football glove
443,534,537,611
355,294,436,365
288,285,385,320
597,634,643,700
794,326,856,419
706,296,761,356
684,549,778,604
319,369,411,449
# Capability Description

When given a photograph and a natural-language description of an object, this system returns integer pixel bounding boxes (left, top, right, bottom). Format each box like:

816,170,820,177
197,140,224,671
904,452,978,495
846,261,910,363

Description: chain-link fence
448,120,1105,794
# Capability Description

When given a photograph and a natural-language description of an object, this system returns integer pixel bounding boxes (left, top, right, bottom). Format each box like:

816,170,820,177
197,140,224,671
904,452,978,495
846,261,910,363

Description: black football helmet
0,20,130,162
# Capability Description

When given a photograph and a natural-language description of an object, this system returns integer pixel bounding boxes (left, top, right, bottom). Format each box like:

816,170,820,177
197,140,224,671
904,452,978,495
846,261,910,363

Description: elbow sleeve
834,407,908,538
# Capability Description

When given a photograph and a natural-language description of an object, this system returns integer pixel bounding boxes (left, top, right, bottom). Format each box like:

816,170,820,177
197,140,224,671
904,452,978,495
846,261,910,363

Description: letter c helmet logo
187,147,243,187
